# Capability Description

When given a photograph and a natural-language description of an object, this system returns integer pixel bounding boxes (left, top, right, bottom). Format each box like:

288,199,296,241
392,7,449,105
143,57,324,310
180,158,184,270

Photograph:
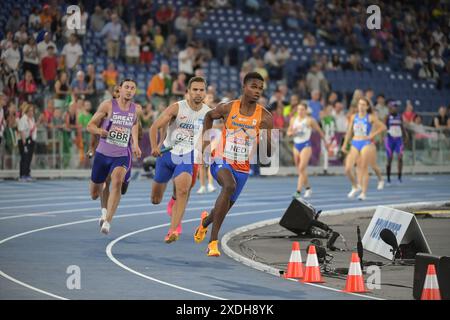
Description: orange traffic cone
302,245,324,283
421,264,441,300
284,242,304,279
343,253,368,293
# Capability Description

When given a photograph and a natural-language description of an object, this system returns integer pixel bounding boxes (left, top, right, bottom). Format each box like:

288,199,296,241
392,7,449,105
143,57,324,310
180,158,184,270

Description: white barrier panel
362,206,431,260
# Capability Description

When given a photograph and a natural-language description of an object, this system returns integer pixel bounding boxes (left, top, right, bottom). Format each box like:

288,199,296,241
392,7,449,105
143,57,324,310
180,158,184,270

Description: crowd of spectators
0,0,449,174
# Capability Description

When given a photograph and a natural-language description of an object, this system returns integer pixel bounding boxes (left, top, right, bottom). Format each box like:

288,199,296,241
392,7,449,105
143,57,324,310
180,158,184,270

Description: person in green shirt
283,94,300,119
78,100,93,167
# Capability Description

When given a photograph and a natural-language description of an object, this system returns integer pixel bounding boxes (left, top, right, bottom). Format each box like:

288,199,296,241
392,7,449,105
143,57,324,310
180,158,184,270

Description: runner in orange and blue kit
193,72,274,257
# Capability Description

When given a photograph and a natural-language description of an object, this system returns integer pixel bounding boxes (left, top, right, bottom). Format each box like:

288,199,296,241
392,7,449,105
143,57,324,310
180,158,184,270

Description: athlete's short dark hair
243,72,264,85
188,76,207,89
119,78,137,87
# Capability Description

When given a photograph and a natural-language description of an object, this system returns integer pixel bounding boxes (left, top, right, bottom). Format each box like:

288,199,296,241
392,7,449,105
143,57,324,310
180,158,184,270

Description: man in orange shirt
193,72,274,256
146,63,172,106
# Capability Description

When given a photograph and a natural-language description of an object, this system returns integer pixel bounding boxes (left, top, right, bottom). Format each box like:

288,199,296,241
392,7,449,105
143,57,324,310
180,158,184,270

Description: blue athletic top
353,114,372,137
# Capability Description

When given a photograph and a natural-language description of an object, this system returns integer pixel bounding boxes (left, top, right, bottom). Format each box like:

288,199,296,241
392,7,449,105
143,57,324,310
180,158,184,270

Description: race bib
389,126,402,138
224,137,251,163
106,125,131,147
353,122,367,137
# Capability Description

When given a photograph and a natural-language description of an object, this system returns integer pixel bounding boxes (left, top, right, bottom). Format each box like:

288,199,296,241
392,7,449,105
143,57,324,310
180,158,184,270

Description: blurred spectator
84,64,97,106
40,46,58,91
63,99,81,168
261,32,272,51
276,45,291,66
39,5,53,29
6,8,25,33
98,13,123,60
375,94,389,121
1,40,21,79
28,7,41,30
268,89,288,112
292,79,308,100
432,106,450,129
61,34,83,80
76,5,89,43
155,4,175,37
344,53,363,71
430,51,445,71
370,41,385,63
272,103,285,131
90,6,107,33
140,33,155,64
418,62,439,82
240,62,252,84
136,0,153,29
0,32,14,51
14,24,29,46
409,114,437,141
327,54,342,70
303,32,316,47
39,99,55,129
54,71,71,109
402,101,417,124
22,37,40,83
174,7,190,43
71,71,90,97
283,94,299,120
3,75,18,104
332,101,348,134
365,88,375,105
307,90,323,122
254,58,269,83
327,92,338,106
404,50,422,71
171,72,187,100
264,45,282,80
139,102,154,129
162,34,179,60
154,26,165,52
195,40,212,66
350,89,364,109
102,63,118,91
306,64,329,97
78,100,93,166
125,27,141,64
0,93,5,145
3,101,18,167
37,32,58,61
17,103,37,181
178,43,196,79
17,71,37,103
146,63,172,106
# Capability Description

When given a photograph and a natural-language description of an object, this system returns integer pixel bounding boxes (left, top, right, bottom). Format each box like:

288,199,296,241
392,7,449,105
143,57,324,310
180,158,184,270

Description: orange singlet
214,100,263,173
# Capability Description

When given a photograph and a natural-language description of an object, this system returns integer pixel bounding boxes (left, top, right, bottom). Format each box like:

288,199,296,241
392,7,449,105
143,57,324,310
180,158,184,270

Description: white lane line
0,271,69,300
0,204,284,300
0,187,298,204
105,221,227,300
0,198,284,220
0,189,290,209
105,208,287,300
3,186,447,218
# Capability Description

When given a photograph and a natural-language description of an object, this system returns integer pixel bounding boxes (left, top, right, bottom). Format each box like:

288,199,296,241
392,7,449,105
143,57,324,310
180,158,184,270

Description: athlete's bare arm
87,100,111,138
132,104,142,158
369,114,387,140
259,108,274,157
201,102,232,153
149,102,179,157
309,117,326,141
341,114,355,153
286,117,296,137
